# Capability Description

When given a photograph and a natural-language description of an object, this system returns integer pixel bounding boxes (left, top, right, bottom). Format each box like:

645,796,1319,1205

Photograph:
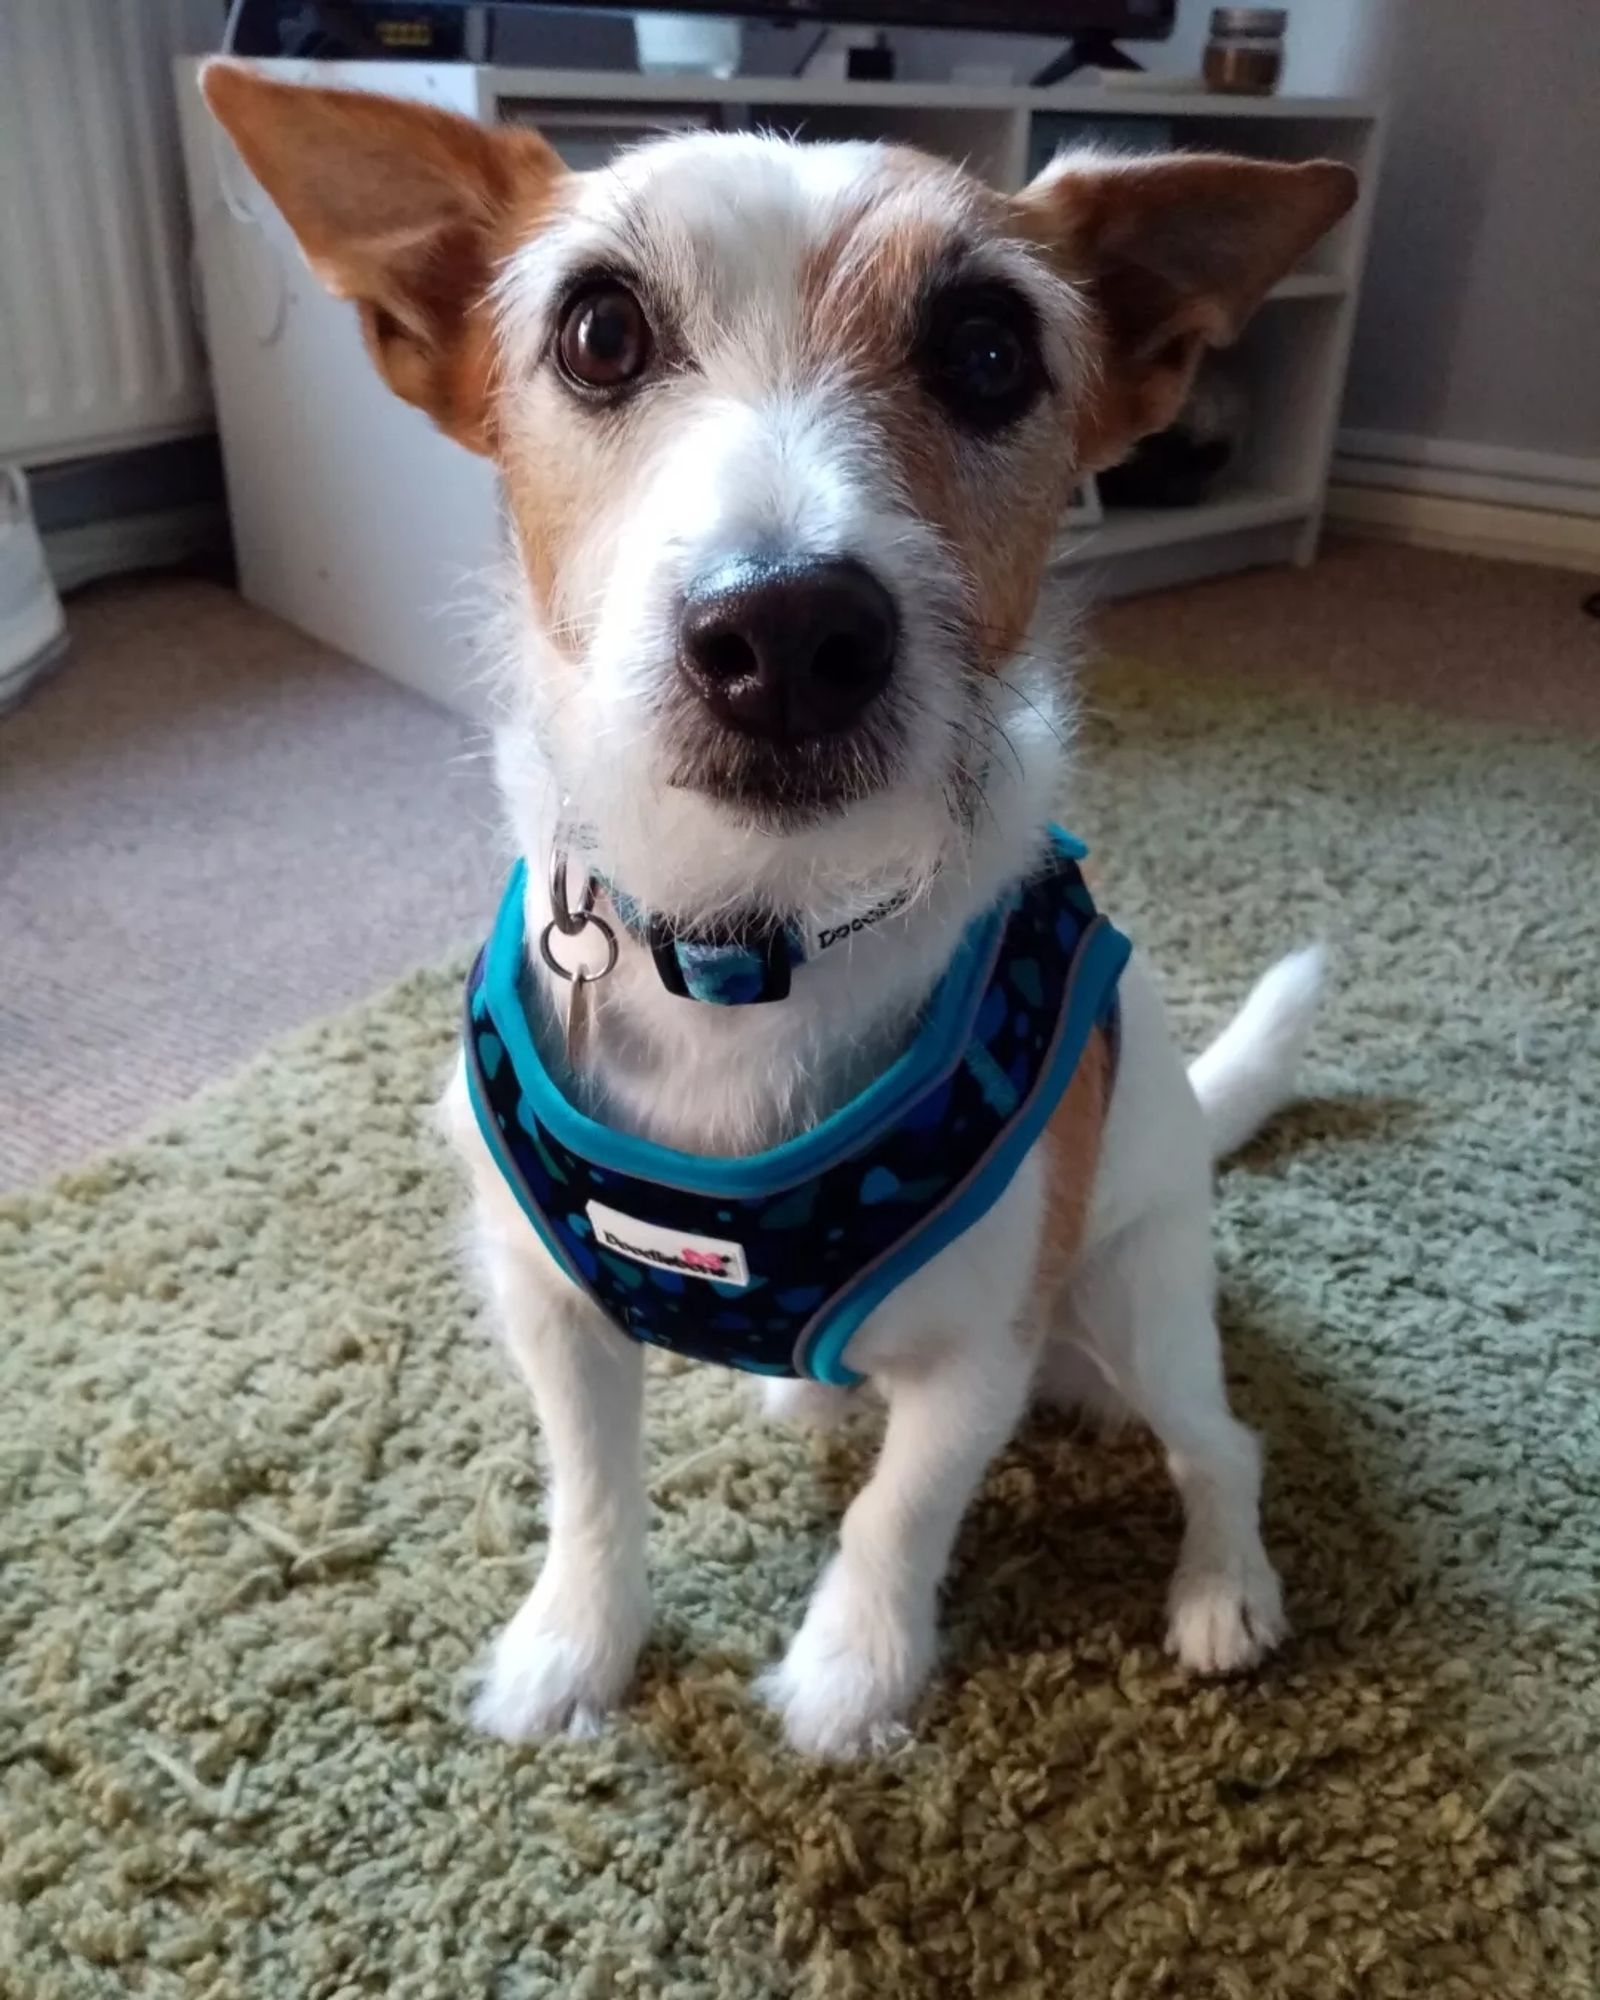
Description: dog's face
489,135,1088,843
204,68,1352,904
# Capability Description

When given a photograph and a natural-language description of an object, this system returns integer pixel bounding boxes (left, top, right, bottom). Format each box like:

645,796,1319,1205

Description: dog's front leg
469,1221,650,1741
761,1337,1036,1756
760,1164,1043,1757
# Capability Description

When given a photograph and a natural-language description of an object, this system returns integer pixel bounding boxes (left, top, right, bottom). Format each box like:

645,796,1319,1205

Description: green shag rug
3,656,1596,2000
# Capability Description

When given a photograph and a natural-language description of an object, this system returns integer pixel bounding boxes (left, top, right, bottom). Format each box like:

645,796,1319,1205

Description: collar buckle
649,918,793,1005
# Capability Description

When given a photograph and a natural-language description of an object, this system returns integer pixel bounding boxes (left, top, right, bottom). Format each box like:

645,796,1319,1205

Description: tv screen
230,2,1178,65
545,2,1175,36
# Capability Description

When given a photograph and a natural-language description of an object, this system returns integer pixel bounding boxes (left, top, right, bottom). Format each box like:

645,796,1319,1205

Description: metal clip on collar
538,849,618,984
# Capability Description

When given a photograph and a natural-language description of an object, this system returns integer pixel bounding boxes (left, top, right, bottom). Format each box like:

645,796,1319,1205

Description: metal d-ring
547,847,596,937
542,846,616,984
538,913,618,985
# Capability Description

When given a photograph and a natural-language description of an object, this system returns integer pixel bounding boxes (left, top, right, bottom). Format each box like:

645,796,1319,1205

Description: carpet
3,650,1596,1999
0,576,501,1194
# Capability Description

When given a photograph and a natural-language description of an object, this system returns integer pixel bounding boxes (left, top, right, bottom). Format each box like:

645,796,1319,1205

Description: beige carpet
2,621,1595,1997
0,576,504,1192
1099,536,1600,736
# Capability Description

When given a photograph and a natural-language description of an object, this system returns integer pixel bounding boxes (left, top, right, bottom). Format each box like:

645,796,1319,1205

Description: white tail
1188,945,1325,1160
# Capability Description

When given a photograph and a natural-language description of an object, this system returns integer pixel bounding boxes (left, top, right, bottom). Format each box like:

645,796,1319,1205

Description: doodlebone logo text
586,1201,751,1287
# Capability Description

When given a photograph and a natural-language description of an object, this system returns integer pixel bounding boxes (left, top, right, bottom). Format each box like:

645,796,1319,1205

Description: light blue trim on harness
468,828,1124,1387
796,912,1127,1383
483,860,1015,1198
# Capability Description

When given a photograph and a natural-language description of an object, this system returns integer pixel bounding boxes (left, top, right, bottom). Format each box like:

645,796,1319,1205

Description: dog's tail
1188,945,1325,1161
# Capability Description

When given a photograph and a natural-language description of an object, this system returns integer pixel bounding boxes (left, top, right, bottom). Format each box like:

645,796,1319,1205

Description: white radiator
0,0,217,463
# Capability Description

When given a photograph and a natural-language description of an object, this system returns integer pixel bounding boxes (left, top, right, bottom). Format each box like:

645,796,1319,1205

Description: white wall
906,2,1600,508
1321,0,1600,508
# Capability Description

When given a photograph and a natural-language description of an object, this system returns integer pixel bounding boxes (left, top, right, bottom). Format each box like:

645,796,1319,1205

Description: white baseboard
1326,484,1600,574
1334,429,1600,518
43,505,229,595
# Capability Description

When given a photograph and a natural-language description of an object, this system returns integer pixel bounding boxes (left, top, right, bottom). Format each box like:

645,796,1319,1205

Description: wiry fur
200,69,1351,1757
444,140,1311,1747
454,138,1324,1751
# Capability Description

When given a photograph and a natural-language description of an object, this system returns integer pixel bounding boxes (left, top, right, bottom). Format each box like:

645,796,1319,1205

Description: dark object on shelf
1032,31,1143,88
1099,363,1247,508
230,1,464,58
1203,7,1287,95
1099,432,1233,509
279,2,1175,58
847,34,894,82
589,0,1177,44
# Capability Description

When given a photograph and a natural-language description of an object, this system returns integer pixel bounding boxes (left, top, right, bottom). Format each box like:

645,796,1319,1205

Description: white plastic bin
0,467,68,710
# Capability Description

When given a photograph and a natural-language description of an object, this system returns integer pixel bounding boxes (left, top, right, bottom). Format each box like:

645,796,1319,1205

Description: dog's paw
470,1576,649,1741
759,1378,857,1433
757,1556,931,1757
1165,1552,1286,1675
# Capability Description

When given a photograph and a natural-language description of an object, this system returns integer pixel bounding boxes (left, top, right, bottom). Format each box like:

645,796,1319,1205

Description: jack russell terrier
204,63,1354,1757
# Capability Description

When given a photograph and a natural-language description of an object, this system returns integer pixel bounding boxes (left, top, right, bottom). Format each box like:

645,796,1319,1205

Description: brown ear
201,62,563,452
1013,153,1356,471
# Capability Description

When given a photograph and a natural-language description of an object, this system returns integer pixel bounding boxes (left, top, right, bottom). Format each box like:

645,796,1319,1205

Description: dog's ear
1012,153,1356,471
201,63,564,452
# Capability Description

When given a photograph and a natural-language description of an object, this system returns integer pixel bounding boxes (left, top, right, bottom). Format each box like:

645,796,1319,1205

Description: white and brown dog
204,65,1353,1757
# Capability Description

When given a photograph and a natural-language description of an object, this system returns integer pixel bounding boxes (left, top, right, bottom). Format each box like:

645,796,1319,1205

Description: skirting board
1334,430,1600,518
1325,485,1600,574
43,505,231,596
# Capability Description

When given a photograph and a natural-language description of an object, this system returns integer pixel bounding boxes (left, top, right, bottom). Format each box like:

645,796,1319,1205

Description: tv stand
1031,33,1143,87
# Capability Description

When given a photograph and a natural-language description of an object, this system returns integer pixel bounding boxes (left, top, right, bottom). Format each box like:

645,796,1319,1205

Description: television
618,0,1175,31
233,2,1178,83
551,3,1177,83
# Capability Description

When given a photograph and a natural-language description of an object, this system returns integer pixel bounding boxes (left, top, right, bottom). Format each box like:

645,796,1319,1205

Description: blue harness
463,829,1129,1386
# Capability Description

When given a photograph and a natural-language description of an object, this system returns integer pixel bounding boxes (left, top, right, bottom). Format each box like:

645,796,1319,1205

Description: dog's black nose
678,557,897,739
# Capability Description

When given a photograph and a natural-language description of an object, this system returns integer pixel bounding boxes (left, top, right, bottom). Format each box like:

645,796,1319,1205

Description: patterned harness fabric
464,831,1130,1386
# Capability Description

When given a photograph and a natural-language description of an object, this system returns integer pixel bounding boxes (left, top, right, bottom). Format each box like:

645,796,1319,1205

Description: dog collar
598,879,913,1005
463,828,1130,1385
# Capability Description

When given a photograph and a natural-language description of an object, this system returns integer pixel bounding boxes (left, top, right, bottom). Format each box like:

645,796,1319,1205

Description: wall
898,0,1600,512
899,2,1600,513
1319,0,1600,513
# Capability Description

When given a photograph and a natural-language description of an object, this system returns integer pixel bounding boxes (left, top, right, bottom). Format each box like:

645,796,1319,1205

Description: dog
203,63,1354,1757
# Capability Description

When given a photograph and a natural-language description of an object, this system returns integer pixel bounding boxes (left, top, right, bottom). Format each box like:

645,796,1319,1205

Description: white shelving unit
178,59,1382,712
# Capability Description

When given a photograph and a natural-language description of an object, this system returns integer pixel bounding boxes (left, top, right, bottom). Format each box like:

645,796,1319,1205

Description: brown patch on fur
798,166,950,372
201,63,564,453
799,168,1077,673
1027,1022,1112,1325
1011,154,1355,473
499,401,589,634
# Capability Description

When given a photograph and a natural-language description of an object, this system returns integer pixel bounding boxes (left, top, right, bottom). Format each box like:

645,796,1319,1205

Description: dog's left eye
920,286,1044,431
556,281,652,393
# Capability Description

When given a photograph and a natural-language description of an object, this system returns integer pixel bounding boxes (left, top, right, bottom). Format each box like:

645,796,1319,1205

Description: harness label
586,1201,750,1287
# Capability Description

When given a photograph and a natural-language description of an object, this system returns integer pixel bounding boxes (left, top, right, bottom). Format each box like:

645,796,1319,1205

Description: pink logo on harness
680,1247,729,1275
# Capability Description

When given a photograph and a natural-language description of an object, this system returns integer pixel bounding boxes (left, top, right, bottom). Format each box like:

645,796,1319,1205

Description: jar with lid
1204,7,1287,95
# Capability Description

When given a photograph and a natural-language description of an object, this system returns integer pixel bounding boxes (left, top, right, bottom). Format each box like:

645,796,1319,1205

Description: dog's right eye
556,282,652,394
917,282,1046,434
